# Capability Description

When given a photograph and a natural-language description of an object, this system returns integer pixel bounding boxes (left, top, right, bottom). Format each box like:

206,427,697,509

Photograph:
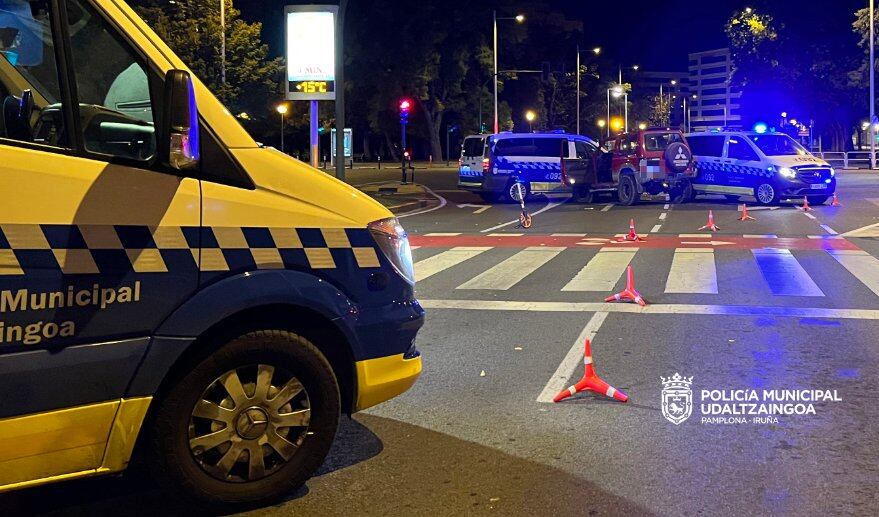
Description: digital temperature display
285,7,337,100
291,80,335,95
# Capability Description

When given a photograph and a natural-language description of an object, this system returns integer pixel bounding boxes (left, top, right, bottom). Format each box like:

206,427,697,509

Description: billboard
284,5,337,101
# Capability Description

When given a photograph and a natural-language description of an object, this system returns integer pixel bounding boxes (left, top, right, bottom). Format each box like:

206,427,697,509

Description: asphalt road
6,168,879,516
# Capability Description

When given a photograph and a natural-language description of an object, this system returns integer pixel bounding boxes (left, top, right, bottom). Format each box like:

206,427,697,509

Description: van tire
617,174,639,206
671,180,694,204
572,185,595,203
147,330,340,510
754,182,779,206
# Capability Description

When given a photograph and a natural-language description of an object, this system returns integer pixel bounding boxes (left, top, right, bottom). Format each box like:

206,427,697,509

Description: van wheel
754,182,779,206
572,185,595,203
670,180,694,204
807,195,829,205
147,330,340,509
617,174,639,206
505,181,529,203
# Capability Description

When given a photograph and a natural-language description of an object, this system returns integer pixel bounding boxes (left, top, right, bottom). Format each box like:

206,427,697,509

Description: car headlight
778,167,797,179
368,218,415,285
830,167,836,177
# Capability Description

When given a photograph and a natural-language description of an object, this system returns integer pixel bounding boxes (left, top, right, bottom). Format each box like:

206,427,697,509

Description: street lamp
276,104,288,153
576,44,602,134
606,85,627,137
493,11,526,134
220,0,226,85
871,0,876,169
525,110,536,132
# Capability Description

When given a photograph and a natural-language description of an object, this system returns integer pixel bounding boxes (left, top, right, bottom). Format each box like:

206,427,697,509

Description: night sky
236,0,866,73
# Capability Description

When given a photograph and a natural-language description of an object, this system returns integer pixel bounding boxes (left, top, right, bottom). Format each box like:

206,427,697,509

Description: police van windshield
748,134,808,157
494,137,563,157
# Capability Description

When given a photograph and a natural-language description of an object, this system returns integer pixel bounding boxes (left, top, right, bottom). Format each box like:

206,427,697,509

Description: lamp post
493,11,525,134
871,0,876,169
220,0,226,85
276,104,288,154
606,85,624,137
525,110,536,132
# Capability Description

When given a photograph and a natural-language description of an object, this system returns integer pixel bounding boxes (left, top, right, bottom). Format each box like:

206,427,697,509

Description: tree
646,93,671,127
131,0,282,124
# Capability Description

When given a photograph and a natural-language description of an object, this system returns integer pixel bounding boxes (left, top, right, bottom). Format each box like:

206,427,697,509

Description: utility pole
220,0,226,85
335,0,347,180
493,10,498,134
576,44,580,135
871,0,876,169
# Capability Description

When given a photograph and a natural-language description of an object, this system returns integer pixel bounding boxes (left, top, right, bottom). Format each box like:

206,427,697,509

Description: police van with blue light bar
686,130,836,205
0,0,422,508
458,132,600,203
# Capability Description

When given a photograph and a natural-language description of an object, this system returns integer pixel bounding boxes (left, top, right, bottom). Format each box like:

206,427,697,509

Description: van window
748,134,808,157
462,137,485,157
574,141,594,159
494,137,563,157
644,132,682,151
687,135,725,157
0,0,66,146
66,0,156,161
727,137,759,161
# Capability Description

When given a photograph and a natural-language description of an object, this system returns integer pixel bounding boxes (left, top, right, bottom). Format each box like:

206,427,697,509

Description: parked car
686,131,836,205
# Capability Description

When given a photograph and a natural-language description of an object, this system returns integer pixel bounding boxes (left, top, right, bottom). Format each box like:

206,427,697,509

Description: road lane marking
419,299,879,320
552,233,587,237
651,224,662,233
828,250,879,297
663,204,670,210
804,212,817,220
480,199,568,233
414,247,491,281
536,312,609,404
820,224,838,235
743,234,778,239
658,212,668,220
808,235,844,240
424,233,462,237
457,203,491,214
752,249,824,297
561,247,638,292
396,183,448,219
488,233,523,237
679,234,709,238
457,247,565,290
601,204,614,212
842,222,879,238
665,248,718,294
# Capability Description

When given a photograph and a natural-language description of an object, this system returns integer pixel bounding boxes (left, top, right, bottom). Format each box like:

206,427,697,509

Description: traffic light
399,98,412,125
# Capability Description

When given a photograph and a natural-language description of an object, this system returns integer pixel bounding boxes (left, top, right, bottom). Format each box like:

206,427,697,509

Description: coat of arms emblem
661,373,693,425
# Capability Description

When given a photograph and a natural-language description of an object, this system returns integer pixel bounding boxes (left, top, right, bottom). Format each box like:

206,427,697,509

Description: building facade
687,48,742,132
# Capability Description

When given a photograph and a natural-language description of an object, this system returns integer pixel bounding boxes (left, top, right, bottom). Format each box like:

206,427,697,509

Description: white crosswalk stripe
414,245,879,301
414,247,491,281
561,247,638,292
458,247,565,290
665,248,718,294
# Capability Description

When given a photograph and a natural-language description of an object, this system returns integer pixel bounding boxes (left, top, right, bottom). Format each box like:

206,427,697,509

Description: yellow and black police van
0,0,422,507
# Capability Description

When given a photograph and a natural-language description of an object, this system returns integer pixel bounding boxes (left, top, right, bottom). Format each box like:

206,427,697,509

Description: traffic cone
831,193,841,207
605,265,646,306
738,204,755,221
698,210,720,231
799,196,813,212
618,218,645,242
553,339,628,403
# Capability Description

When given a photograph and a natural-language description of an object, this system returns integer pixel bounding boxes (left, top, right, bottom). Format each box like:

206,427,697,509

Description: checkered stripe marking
495,157,561,171
697,160,773,178
0,225,382,275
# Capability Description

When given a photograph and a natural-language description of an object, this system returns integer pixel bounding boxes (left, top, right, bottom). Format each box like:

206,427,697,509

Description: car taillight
482,157,491,173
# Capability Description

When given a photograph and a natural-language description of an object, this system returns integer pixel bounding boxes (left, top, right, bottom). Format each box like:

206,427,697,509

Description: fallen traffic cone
798,196,813,212
698,210,720,231
738,204,755,221
553,339,628,403
618,218,646,242
605,265,646,306
831,193,841,207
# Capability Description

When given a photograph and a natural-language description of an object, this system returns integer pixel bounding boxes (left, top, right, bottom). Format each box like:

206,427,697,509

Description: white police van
686,131,836,205
458,132,598,203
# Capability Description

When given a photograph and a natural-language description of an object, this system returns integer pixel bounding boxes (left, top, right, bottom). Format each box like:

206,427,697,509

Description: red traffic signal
399,99,412,112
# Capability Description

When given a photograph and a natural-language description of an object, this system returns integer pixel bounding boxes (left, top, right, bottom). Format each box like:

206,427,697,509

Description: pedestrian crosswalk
413,245,879,300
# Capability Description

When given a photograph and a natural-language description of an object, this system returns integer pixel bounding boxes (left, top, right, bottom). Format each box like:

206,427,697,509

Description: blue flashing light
753,122,768,134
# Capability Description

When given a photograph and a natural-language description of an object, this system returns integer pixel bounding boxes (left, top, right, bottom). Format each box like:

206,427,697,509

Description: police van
0,0,422,508
458,132,598,202
686,131,836,205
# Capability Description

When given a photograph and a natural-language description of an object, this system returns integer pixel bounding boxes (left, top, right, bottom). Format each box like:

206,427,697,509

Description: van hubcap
188,364,311,482
757,184,775,204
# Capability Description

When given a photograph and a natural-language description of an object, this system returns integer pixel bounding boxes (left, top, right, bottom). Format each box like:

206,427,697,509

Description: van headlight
778,167,797,179
830,167,836,177
368,218,415,285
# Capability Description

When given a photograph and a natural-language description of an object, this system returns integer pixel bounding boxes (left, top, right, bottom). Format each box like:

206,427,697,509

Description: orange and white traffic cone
618,218,645,242
738,204,755,221
553,339,628,403
605,265,646,306
831,193,842,207
799,196,813,212
698,210,720,231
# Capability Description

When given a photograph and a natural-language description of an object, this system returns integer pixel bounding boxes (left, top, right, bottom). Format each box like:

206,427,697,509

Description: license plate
810,184,827,190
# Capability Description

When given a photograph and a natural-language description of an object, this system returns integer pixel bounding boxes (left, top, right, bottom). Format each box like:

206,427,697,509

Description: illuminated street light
632,65,639,71
494,11,527,134
525,110,536,131
611,86,623,98
593,47,601,55
276,104,289,153
638,122,647,130
515,14,525,22
597,119,606,128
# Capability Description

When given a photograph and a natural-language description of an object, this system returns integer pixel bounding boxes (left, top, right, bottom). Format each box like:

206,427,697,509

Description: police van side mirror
160,69,200,171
